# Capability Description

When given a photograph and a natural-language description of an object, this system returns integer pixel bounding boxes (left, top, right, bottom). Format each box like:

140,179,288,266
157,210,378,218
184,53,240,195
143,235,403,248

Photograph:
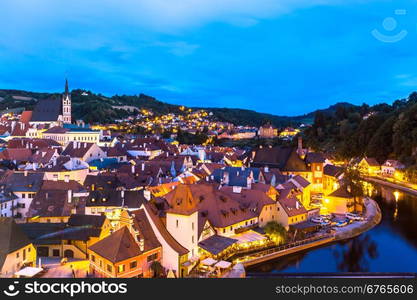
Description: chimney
141,163,145,171
264,165,269,173
223,172,229,185
24,170,28,177
45,192,48,199
298,136,303,153
67,190,72,203
64,176,69,183
143,190,151,201
131,165,135,174
121,190,125,199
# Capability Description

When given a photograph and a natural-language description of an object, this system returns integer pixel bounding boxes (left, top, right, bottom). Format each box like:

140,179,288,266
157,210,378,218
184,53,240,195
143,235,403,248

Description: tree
264,221,287,245
343,166,365,212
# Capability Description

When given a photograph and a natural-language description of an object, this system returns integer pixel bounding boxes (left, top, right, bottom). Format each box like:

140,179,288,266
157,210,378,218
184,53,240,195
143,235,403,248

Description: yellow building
324,186,361,214
0,218,36,278
42,126,100,146
357,157,380,176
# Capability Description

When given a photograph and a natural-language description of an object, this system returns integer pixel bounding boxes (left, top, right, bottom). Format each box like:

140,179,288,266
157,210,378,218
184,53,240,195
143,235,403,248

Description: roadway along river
247,184,417,275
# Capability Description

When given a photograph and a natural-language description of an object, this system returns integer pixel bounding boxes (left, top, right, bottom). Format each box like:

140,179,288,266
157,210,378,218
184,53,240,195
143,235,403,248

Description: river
247,184,417,274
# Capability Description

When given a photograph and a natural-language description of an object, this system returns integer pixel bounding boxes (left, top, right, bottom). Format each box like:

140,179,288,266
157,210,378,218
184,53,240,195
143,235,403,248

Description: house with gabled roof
276,193,308,229
88,209,162,278
19,214,111,259
0,171,44,221
0,217,36,277
357,157,380,176
62,141,106,163
325,185,356,214
323,164,344,195
251,146,312,182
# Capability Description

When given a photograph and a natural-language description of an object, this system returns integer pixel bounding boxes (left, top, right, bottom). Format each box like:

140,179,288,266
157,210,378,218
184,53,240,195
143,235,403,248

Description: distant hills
0,88,359,127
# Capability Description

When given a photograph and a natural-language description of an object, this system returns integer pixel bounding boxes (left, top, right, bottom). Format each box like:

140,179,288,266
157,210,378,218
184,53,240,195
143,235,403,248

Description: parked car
320,219,331,226
311,194,324,200
320,214,333,220
335,220,349,227
345,213,362,221
310,202,323,208
311,217,324,223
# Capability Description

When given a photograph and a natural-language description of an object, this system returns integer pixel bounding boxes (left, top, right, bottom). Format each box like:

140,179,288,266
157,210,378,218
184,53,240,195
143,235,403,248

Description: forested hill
304,91,417,167
1,88,348,127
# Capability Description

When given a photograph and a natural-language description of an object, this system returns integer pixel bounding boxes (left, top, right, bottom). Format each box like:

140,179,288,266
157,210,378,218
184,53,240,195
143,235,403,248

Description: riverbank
237,198,382,272
365,176,417,197
333,197,381,241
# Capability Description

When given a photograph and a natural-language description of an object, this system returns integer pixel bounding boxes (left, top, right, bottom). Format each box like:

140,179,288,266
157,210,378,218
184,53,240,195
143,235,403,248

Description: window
107,264,113,273
176,220,179,228
147,253,158,263
16,252,20,259
22,194,26,199
192,222,194,230
191,236,194,243
130,261,137,269
118,264,125,273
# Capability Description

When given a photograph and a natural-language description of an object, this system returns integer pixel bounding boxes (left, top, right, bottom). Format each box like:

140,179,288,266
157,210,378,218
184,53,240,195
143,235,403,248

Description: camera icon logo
3,281,20,297
372,9,408,43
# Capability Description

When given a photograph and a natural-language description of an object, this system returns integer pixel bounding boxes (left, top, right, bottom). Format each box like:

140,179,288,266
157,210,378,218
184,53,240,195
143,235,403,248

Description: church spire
65,78,69,95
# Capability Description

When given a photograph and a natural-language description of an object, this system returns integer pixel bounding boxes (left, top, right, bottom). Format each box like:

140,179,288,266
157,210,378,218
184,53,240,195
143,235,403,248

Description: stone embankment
333,197,381,241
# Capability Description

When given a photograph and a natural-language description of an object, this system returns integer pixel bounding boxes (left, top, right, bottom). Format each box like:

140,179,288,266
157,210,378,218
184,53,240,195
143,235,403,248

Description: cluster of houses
354,157,406,179
1,80,401,279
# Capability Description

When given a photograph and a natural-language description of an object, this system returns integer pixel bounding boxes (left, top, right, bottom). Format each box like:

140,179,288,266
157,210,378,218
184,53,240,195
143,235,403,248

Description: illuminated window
118,265,125,273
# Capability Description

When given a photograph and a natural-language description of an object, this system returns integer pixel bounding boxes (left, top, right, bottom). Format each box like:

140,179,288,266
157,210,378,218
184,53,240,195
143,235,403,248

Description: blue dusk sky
1,0,417,116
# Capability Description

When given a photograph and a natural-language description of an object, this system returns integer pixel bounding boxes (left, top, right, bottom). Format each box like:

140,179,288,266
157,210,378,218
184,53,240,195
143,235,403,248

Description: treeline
304,92,417,167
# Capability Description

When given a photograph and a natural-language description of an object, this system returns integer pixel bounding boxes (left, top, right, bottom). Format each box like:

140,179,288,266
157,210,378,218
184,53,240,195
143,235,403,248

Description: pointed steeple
65,78,69,95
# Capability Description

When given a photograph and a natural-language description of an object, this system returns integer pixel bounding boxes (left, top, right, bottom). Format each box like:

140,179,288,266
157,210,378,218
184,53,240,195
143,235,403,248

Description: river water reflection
248,185,417,274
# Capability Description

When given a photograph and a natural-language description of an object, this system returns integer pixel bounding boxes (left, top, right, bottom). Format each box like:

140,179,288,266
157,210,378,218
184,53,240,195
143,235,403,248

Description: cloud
0,0,363,33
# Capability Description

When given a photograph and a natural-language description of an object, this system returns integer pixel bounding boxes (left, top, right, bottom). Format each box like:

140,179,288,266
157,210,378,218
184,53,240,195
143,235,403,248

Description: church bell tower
62,79,72,124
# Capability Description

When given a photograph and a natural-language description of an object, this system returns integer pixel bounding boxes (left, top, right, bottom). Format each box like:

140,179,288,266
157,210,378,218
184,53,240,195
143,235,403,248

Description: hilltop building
258,123,277,139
